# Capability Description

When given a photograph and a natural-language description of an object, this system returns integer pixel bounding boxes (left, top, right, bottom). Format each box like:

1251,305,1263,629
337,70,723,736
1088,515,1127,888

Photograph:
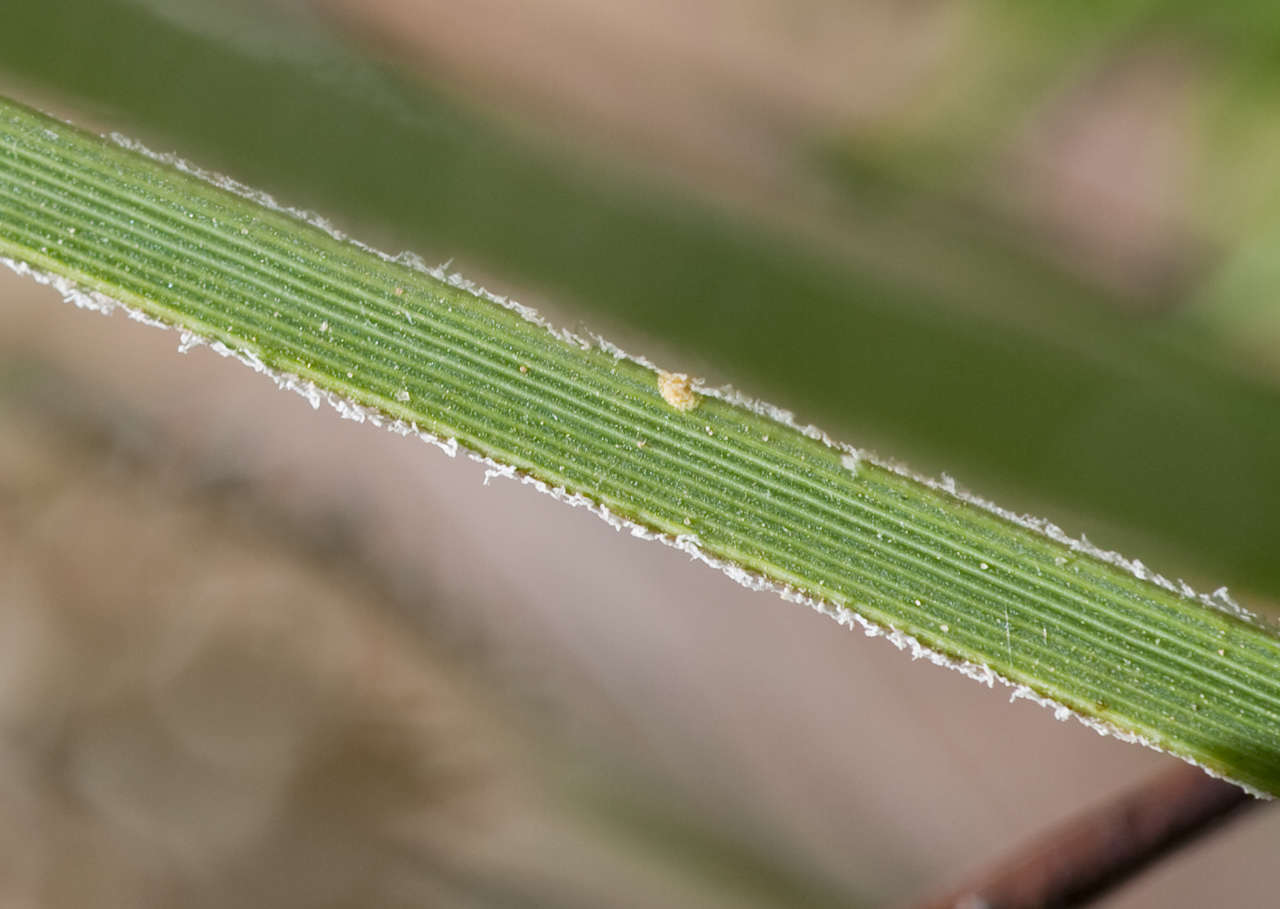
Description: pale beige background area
1,0,1274,903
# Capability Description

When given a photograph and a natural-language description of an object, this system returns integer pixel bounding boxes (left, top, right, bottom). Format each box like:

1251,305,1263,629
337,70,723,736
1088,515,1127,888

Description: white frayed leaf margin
0,122,1268,796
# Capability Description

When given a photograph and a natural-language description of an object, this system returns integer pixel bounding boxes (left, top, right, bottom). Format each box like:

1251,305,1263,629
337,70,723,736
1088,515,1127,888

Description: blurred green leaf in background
7,0,1280,608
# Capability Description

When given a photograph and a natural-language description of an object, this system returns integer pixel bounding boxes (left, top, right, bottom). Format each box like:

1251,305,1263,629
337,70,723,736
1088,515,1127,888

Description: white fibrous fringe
2,126,1263,796
1,255,461,460
466,449,1267,798
109,132,596,353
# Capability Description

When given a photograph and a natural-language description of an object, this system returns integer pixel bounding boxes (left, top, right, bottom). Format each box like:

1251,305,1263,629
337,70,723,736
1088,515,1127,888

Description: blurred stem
916,765,1261,909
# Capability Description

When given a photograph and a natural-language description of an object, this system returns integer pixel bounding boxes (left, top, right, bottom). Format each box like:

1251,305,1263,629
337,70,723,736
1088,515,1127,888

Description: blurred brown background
4,0,1280,905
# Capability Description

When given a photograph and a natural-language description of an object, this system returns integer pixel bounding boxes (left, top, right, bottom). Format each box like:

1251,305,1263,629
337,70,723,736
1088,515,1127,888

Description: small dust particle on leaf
658,371,699,411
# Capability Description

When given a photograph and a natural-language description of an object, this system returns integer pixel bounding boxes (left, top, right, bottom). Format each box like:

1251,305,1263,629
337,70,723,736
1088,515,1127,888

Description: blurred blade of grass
3,0,1280,603
1008,0,1280,69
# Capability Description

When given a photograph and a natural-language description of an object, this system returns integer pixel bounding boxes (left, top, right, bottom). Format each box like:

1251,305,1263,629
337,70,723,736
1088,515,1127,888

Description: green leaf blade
3,97,1279,795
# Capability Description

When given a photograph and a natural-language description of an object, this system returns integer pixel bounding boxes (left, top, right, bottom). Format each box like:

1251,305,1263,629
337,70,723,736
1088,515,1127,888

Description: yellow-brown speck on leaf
657,371,699,412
